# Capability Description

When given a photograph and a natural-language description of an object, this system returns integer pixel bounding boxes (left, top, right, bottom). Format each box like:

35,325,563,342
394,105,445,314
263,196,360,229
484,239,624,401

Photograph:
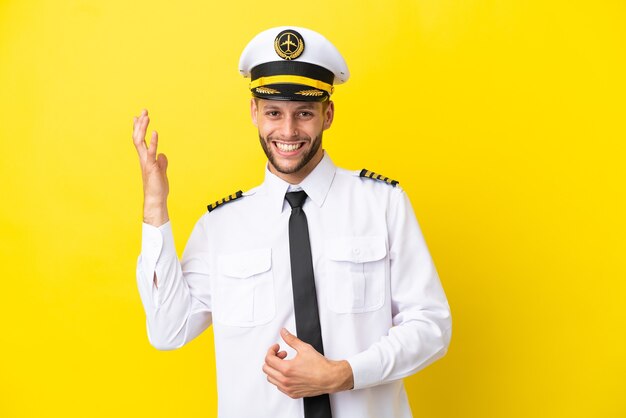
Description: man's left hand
262,328,354,398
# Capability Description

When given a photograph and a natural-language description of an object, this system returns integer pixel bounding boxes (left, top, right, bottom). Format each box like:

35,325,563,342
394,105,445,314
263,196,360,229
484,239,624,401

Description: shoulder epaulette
207,190,243,212
359,169,399,187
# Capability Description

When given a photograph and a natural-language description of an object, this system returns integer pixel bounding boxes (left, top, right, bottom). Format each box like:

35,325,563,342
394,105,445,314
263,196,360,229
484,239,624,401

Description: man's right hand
133,109,170,227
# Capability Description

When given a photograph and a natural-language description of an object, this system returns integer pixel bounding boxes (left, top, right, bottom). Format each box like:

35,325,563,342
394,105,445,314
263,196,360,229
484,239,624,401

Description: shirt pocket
325,236,387,314
214,248,275,327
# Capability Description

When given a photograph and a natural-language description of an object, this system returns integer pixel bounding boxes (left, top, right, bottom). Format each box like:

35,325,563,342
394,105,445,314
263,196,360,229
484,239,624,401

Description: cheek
258,127,276,142
306,121,325,136
260,120,285,137
258,124,272,137
255,120,268,134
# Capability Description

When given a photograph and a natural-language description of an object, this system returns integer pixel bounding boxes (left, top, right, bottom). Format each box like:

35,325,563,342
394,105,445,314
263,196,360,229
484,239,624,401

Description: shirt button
352,248,360,254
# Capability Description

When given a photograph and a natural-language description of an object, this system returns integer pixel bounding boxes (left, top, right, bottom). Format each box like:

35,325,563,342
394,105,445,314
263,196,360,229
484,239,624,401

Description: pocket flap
219,248,272,278
327,236,386,263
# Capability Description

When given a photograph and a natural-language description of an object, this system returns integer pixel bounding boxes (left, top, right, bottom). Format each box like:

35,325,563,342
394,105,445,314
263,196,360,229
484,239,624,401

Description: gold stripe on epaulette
359,169,399,187
207,190,244,212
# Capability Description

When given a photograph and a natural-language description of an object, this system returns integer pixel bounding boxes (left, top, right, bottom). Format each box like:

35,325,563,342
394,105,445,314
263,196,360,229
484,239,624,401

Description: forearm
136,220,211,350
346,306,451,389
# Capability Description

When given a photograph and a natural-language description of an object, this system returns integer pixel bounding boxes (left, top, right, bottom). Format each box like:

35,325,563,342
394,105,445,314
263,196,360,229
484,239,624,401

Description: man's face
251,98,334,179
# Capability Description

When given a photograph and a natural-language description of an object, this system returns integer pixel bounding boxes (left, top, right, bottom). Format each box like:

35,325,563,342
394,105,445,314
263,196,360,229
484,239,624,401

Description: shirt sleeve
136,218,213,350
346,188,452,389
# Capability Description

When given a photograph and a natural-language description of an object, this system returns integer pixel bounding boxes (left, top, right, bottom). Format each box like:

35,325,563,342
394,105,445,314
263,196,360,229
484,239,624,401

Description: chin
271,160,305,175
260,132,323,176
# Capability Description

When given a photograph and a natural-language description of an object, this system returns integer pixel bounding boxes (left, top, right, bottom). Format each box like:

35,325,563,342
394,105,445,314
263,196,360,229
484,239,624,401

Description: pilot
133,26,452,418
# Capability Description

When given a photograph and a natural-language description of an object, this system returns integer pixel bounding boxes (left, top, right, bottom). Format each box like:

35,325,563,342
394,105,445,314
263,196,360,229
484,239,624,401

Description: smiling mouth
273,141,305,152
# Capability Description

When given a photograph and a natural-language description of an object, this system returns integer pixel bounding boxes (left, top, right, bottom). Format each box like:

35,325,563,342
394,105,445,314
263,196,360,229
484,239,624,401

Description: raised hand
132,109,170,226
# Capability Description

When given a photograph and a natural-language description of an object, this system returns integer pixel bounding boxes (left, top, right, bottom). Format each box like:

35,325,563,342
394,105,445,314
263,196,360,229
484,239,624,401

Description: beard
258,131,323,175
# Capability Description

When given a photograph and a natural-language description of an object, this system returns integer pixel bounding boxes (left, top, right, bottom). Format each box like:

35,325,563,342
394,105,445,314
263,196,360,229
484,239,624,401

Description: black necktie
285,191,332,418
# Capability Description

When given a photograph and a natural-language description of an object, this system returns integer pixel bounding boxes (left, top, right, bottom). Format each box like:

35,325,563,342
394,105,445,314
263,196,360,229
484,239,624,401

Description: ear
250,97,258,127
323,100,335,130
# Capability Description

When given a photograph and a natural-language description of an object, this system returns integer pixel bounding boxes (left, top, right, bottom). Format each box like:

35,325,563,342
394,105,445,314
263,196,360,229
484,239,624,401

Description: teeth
276,142,302,152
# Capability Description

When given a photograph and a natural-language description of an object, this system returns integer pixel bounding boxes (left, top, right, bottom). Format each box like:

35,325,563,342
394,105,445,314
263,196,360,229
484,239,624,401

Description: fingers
156,152,168,171
265,353,283,370
266,375,295,398
262,362,284,382
132,109,152,161
133,109,147,140
132,109,144,136
265,344,288,374
263,352,292,396
147,131,158,160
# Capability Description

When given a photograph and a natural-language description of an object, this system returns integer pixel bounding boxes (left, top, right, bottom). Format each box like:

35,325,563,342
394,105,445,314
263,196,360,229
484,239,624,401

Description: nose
277,115,298,139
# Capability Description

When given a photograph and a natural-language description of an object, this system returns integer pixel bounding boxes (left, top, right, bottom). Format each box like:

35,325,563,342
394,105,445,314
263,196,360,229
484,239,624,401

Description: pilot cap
239,26,350,102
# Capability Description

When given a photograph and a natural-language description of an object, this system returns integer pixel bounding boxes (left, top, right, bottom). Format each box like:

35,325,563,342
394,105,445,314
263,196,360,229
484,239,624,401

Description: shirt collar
262,151,337,214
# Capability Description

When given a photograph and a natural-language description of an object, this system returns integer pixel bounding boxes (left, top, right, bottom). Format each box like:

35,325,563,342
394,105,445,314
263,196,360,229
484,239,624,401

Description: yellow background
1,0,624,416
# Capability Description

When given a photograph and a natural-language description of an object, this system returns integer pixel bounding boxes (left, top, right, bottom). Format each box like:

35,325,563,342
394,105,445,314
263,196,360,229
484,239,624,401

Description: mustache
265,134,311,143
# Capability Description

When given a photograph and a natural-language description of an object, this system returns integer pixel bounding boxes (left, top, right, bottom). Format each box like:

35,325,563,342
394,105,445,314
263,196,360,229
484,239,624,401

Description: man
133,26,452,418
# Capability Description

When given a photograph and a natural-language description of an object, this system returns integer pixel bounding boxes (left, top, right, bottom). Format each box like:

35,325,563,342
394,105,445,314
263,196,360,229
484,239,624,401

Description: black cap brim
251,83,330,102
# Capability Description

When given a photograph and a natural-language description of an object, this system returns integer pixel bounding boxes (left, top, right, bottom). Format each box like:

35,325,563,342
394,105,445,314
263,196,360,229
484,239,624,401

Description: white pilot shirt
136,151,452,418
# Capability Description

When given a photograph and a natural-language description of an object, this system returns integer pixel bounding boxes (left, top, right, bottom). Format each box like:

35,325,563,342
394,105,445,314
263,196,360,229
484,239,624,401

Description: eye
265,111,280,117
298,111,313,117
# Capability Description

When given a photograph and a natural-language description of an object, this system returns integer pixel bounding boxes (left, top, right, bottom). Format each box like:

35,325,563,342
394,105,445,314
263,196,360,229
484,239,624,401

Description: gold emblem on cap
274,30,305,60
255,87,281,95
295,89,324,97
